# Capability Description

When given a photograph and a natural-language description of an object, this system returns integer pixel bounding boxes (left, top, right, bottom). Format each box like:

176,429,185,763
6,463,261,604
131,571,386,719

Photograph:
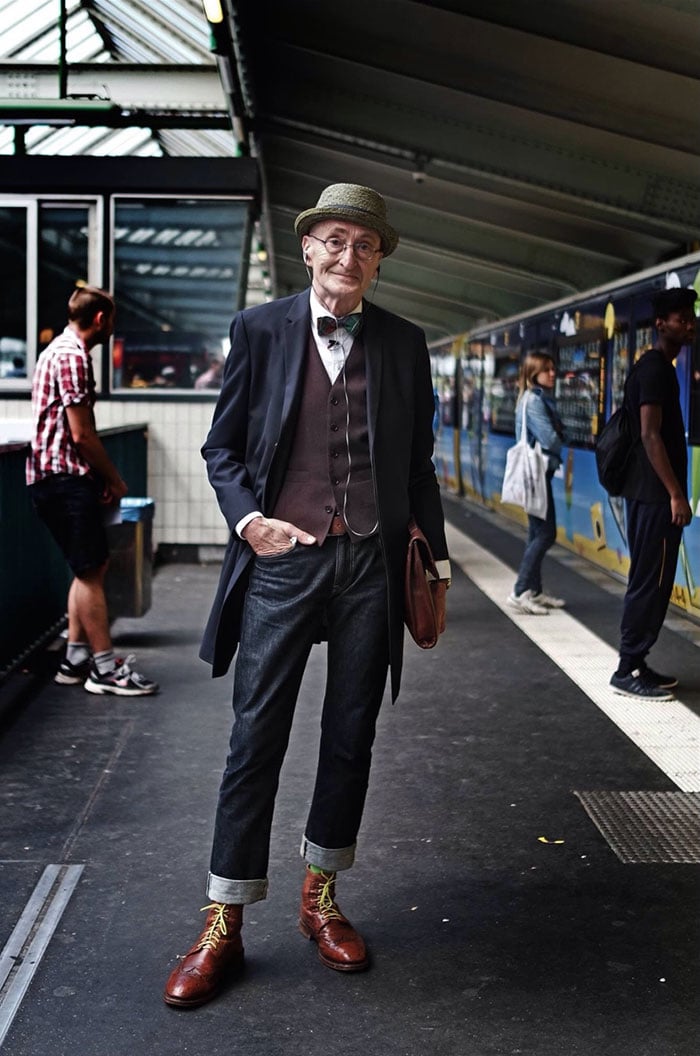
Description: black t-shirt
620,348,688,502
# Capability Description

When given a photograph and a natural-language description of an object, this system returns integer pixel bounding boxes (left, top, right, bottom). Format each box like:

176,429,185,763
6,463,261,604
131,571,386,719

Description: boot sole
298,921,369,972
611,686,675,701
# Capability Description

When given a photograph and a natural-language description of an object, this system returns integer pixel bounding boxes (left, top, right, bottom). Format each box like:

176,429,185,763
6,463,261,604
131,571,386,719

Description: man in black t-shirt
610,287,695,700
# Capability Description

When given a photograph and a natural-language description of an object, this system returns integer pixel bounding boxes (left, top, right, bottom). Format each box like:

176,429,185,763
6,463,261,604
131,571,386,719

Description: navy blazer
200,289,447,700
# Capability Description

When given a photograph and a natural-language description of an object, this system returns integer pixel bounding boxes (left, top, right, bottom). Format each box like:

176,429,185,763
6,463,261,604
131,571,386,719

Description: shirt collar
309,289,362,329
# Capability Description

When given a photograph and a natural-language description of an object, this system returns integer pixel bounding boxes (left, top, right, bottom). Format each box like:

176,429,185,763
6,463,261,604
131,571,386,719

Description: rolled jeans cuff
300,835,356,872
207,871,268,905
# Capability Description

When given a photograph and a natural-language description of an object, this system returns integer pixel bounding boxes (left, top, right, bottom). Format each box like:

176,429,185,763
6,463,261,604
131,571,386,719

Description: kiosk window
112,196,250,391
0,206,27,380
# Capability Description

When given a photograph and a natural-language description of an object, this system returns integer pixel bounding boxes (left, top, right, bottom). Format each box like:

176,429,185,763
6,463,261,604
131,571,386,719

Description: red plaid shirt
26,326,97,484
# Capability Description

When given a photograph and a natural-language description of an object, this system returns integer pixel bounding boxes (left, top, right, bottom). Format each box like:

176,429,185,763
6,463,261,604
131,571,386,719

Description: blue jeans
208,534,389,905
513,473,557,596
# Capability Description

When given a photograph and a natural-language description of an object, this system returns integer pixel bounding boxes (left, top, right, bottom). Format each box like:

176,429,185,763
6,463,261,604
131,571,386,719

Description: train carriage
431,252,700,620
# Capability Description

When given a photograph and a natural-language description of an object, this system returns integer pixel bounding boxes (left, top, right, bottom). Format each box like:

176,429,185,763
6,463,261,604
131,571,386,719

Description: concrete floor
0,498,698,1056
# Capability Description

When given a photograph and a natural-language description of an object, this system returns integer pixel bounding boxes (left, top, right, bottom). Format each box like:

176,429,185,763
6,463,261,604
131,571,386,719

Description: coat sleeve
407,333,449,563
201,312,261,533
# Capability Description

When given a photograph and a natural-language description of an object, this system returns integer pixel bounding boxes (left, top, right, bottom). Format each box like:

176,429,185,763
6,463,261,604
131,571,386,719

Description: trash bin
104,497,155,619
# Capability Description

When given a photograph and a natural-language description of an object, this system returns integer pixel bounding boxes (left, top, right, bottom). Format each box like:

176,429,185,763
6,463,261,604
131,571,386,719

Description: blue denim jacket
515,387,565,473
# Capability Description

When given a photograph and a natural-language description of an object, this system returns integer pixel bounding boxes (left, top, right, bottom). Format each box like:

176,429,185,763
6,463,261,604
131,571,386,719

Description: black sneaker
610,669,675,701
639,663,678,689
55,657,91,685
84,654,158,697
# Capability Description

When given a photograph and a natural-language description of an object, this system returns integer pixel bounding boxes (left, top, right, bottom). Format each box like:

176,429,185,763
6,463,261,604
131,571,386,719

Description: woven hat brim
294,206,398,256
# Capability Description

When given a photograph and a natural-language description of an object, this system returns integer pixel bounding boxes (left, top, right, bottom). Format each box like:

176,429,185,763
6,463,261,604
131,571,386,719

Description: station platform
0,494,698,1056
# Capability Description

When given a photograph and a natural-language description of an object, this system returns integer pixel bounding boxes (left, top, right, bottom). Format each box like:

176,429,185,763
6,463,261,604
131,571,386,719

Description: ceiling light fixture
202,0,224,24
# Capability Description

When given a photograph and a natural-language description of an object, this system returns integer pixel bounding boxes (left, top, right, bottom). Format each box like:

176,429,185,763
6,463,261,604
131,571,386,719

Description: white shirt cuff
235,511,263,538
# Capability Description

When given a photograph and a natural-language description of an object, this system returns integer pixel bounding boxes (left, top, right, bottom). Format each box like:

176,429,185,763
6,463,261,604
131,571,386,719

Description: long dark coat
200,289,448,701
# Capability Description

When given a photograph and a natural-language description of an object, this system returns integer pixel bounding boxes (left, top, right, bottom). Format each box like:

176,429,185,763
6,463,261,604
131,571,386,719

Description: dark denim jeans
513,472,556,596
208,534,389,905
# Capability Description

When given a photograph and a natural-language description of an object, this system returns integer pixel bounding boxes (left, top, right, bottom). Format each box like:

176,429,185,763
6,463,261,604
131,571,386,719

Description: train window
609,328,630,414
555,329,604,447
111,195,251,391
633,321,655,360
431,344,457,430
459,350,484,433
489,349,521,435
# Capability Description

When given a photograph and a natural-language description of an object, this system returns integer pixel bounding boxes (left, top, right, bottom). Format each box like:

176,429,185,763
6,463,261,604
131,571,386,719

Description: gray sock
67,642,90,666
94,649,116,675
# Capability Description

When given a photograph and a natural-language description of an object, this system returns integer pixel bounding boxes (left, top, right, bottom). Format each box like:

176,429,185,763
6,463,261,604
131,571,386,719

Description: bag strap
518,391,529,443
619,358,641,439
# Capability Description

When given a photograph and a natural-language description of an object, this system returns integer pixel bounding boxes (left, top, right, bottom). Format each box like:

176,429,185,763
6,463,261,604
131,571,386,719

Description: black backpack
595,365,639,496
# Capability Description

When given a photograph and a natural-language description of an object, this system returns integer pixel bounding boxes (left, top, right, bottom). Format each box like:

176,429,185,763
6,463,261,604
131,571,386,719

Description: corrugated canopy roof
2,1,700,337
0,0,232,157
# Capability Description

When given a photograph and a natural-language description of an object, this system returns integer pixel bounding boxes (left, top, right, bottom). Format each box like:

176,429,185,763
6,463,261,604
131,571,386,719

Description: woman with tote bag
506,353,567,615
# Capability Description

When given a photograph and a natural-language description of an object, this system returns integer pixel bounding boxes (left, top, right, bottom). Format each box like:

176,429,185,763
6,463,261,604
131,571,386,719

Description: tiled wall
0,397,229,550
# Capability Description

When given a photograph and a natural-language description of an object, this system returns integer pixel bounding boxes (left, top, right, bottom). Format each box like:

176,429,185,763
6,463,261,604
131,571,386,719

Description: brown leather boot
163,902,244,1008
298,868,369,972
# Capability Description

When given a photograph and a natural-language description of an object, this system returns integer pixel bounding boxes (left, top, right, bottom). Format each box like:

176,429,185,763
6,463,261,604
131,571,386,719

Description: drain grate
574,790,700,863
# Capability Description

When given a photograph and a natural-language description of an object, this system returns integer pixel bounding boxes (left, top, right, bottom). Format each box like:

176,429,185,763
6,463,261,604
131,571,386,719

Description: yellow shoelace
196,902,230,950
315,873,343,921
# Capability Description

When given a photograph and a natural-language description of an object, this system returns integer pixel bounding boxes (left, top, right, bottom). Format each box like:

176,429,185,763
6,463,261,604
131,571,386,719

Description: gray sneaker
84,654,158,697
507,590,549,615
531,591,565,609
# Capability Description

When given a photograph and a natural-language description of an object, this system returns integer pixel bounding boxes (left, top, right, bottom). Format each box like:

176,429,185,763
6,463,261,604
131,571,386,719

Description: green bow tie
317,313,363,338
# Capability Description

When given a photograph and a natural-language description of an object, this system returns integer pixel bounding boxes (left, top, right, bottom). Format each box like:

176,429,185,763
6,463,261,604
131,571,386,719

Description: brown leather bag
404,517,441,649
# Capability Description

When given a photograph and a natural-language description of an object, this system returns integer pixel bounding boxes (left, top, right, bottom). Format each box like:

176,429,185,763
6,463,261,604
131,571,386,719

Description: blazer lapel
281,289,311,425
263,290,310,511
362,300,383,452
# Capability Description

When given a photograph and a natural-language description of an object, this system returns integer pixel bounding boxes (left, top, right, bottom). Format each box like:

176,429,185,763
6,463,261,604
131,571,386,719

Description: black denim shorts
29,474,109,576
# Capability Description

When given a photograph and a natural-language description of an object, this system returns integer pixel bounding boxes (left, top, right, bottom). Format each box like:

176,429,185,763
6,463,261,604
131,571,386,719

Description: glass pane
0,206,28,379
38,204,91,350
112,197,249,390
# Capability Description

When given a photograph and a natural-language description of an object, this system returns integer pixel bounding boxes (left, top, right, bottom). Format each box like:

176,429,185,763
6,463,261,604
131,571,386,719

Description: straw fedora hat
294,183,399,256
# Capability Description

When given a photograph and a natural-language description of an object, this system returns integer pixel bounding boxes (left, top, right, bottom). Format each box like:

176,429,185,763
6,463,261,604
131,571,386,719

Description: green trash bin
104,498,155,619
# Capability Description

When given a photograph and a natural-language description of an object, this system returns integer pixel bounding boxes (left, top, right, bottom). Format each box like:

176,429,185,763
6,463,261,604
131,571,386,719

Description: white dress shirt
309,289,362,383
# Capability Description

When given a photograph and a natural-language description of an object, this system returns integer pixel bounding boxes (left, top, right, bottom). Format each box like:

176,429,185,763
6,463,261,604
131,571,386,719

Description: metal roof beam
0,62,225,109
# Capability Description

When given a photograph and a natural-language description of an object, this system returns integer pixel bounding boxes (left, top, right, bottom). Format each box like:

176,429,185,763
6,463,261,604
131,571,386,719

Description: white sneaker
506,590,549,615
531,591,565,609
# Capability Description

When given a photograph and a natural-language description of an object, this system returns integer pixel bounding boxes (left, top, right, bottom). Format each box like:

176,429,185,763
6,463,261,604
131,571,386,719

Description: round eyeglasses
307,233,381,262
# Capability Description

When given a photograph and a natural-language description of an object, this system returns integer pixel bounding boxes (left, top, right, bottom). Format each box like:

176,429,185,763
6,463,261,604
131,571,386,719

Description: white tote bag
500,392,548,519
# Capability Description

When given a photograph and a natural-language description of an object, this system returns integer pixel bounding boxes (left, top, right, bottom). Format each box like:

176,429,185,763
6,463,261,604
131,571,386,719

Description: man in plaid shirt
27,285,158,697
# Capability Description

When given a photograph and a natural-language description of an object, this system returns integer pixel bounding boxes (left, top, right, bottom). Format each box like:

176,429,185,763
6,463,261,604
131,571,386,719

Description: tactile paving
574,790,700,863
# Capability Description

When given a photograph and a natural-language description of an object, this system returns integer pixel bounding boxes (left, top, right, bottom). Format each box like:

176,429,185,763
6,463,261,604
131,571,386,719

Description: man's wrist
236,511,263,539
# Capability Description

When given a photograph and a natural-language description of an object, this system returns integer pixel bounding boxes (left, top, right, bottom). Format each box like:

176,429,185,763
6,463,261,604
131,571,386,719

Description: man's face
657,307,696,348
302,220,383,312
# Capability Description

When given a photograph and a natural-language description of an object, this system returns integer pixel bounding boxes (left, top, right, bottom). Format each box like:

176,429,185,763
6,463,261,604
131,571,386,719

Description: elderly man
164,184,449,1008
